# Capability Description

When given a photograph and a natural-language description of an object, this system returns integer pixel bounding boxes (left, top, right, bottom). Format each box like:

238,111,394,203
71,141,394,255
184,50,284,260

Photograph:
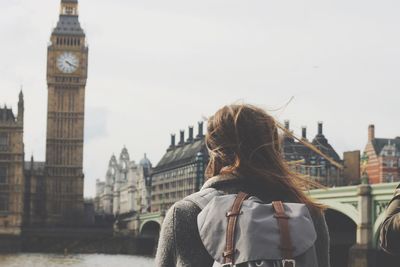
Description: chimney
318,121,323,135
169,134,176,149
187,126,194,142
301,126,307,140
368,125,375,141
284,120,290,130
178,130,185,145
197,121,204,138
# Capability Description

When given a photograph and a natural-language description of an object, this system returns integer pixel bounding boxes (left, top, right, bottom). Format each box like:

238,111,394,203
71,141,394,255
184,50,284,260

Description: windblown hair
205,104,324,212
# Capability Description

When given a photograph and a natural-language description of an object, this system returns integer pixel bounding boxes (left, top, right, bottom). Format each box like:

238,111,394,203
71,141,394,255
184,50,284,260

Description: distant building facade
363,124,400,184
0,94,24,235
282,121,345,186
150,120,347,213
151,122,207,212
95,148,152,217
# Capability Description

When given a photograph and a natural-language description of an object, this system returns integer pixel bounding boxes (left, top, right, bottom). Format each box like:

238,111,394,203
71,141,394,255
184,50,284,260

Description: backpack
185,188,319,267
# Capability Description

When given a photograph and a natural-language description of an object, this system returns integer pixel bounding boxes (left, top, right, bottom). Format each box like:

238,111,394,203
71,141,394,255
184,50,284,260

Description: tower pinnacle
60,0,79,16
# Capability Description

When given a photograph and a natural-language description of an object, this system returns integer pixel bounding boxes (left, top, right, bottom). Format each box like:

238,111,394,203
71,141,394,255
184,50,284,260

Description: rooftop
0,107,16,123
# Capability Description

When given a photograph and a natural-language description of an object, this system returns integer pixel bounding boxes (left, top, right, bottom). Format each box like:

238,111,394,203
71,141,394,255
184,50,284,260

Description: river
0,254,155,267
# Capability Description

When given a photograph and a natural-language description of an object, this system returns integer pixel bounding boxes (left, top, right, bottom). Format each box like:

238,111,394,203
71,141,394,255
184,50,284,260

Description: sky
1,0,399,197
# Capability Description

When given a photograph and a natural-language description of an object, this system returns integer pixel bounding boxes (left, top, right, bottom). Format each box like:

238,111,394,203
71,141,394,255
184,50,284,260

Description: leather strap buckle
282,259,296,267
226,211,243,217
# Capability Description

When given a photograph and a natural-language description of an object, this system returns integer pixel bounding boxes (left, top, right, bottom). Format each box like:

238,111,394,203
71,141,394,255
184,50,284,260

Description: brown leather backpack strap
223,192,249,265
272,201,295,267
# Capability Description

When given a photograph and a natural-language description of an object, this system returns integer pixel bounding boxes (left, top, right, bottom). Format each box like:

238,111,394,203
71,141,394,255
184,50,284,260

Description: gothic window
0,133,8,151
0,194,8,212
0,166,7,184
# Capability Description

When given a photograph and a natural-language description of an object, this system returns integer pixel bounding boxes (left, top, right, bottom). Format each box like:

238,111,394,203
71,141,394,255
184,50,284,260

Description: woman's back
156,174,330,267
156,104,330,267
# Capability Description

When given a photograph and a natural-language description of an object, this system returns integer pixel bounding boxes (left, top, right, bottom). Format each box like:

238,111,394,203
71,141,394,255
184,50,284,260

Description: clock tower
45,0,88,225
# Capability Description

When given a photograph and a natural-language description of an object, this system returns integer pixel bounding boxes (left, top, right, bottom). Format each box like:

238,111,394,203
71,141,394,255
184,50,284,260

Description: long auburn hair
205,104,324,212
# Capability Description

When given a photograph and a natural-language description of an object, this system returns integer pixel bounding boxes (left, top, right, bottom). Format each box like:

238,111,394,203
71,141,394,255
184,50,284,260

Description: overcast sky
1,0,399,197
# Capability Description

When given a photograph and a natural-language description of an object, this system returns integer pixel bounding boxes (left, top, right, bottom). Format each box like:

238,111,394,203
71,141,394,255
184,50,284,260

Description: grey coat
380,183,400,254
155,175,330,267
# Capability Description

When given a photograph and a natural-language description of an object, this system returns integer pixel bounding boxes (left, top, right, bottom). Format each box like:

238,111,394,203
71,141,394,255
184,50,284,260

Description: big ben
45,0,87,225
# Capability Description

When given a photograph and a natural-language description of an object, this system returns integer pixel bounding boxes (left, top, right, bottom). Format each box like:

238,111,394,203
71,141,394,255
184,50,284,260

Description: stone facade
44,0,88,225
363,124,400,184
151,122,207,212
95,148,152,217
0,93,24,235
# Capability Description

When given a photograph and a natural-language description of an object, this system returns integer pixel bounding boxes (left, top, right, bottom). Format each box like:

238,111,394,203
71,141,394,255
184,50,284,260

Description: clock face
56,52,79,73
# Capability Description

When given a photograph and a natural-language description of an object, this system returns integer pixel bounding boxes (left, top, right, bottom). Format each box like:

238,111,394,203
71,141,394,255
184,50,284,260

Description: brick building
363,124,400,184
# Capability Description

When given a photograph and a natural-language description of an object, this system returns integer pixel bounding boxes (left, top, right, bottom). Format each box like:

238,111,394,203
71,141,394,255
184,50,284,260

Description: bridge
135,182,398,267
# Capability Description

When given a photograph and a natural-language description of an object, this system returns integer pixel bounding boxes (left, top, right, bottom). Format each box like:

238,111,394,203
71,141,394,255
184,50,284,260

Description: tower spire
18,87,24,123
60,0,79,16
54,0,84,36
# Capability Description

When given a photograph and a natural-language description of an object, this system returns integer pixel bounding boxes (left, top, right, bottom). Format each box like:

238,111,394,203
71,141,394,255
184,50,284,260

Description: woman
156,104,330,267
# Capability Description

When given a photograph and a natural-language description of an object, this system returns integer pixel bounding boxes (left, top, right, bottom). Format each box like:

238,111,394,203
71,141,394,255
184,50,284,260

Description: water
0,254,155,267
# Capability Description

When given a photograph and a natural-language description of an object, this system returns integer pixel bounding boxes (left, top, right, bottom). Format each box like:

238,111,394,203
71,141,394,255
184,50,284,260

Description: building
0,93,24,235
95,148,152,217
150,120,347,213
0,0,89,230
23,157,46,226
151,122,207,212
19,0,89,227
43,0,88,225
363,124,400,184
282,121,345,186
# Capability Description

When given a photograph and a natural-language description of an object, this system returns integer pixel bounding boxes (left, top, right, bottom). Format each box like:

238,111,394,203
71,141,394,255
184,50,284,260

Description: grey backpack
185,188,318,267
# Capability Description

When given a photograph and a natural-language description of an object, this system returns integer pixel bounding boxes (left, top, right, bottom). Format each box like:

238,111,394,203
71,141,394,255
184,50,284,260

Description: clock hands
65,60,78,68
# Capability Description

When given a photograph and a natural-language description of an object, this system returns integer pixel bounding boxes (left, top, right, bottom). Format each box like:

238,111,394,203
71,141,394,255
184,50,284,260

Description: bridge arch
318,200,359,224
140,220,161,237
324,207,357,267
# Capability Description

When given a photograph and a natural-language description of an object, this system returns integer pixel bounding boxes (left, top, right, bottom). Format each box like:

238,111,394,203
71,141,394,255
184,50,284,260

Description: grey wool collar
201,173,241,190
